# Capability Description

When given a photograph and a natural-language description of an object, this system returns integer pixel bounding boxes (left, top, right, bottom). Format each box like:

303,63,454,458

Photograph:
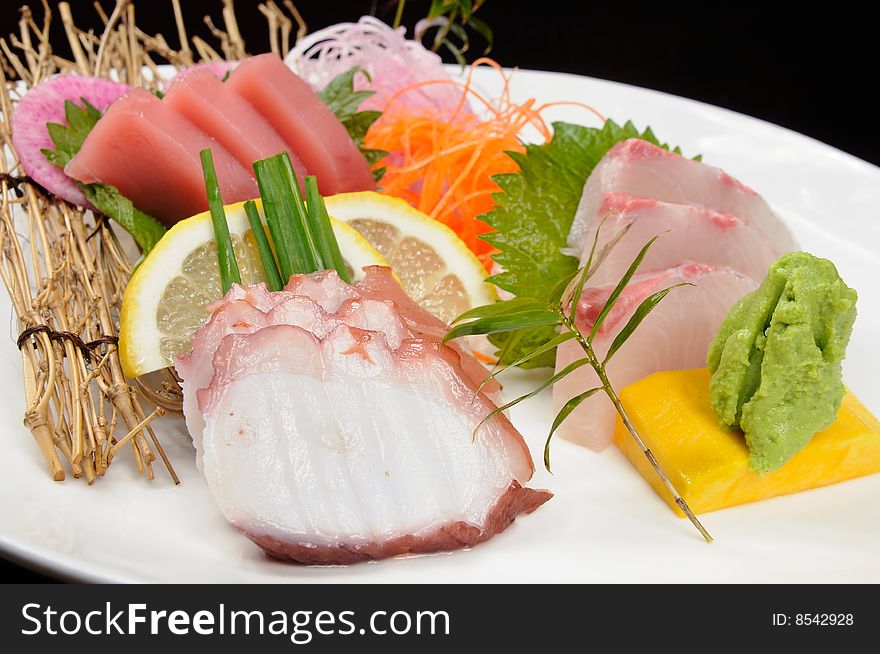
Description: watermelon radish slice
166,61,238,88
12,75,129,207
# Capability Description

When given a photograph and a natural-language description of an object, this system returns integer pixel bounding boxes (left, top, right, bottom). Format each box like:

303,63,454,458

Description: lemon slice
119,200,387,377
324,192,496,324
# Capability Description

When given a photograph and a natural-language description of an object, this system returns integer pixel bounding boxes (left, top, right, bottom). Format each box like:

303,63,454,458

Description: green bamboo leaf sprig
393,0,493,67
443,230,713,543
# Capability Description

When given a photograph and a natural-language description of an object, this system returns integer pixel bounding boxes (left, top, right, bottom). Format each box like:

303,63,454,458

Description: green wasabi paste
707,252,857,474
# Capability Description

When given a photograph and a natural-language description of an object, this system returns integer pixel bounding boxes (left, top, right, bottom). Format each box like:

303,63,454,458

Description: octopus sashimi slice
176,292,336,456
283,269,360,312
553,263,758,450
197,324,550,564
178,269,500,456
356,266,502,398
583,192,778,286
567,138,797,257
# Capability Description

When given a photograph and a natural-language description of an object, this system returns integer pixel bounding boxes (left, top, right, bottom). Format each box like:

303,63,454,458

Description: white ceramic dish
2,66,879,583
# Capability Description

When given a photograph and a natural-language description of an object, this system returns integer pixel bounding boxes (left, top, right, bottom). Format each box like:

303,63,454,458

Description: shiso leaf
319,67,387,183
41,99,102,167
480,119,692,367
81,184,166,254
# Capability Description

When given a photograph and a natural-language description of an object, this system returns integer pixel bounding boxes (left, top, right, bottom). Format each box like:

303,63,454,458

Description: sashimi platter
2,2,879,582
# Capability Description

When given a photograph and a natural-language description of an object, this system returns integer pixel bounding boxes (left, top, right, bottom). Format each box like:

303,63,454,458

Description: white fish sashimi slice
553,263,758,450
584,192,778,286
567,138,797,256
198,324,550,564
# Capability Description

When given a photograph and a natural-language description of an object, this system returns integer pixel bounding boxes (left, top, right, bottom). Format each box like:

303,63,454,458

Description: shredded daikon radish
285,16,466,114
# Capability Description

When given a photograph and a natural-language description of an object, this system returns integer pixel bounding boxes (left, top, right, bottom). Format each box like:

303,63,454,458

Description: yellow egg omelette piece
614,368,880,515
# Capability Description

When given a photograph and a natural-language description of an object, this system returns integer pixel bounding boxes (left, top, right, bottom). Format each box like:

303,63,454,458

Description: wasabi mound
707,252,857,474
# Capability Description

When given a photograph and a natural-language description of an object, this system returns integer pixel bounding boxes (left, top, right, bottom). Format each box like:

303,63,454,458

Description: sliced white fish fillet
177,268,547,563
567,139,797,256
584,192,778,286
553,263,758,450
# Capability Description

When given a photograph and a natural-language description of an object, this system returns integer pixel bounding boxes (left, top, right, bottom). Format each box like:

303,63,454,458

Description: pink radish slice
11,75,129,207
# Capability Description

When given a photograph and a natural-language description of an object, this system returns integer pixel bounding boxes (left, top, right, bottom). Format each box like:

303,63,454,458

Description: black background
1,1,878,582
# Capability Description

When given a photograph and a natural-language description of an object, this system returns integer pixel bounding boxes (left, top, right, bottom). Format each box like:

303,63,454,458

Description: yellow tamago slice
614,368,880,515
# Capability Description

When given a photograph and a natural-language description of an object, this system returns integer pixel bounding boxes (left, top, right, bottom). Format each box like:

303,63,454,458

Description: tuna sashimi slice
65,88,257,225
226,53,375,196
197,323,549,564
584,192,778,286
165,61,238,88
567,138,797,257
163,69,308,181
11,74,128,207
553,263,757,450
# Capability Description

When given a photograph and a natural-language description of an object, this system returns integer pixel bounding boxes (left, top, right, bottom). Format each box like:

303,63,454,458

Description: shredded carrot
364,58,604,270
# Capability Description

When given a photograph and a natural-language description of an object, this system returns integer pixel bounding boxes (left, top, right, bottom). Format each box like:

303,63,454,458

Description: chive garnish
254,156,299,280
243,200,283,292
204,151,351,295
254,153,322,276
304,176,350,283
199,148,241,294
286,165,324,271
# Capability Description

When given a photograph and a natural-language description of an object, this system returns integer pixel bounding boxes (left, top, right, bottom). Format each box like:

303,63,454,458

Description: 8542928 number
795,614,853,626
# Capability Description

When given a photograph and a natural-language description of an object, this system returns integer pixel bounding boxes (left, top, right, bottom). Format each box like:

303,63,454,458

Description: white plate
2,67,879,583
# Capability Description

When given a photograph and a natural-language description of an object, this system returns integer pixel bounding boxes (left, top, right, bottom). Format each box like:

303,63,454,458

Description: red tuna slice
584,192,779,286
553,263,757,451
196,323,549,564
11,75,128,207
163,69,308,181
165,60,238,87
226,53,375,195
567,138,797,258
65,88,257,225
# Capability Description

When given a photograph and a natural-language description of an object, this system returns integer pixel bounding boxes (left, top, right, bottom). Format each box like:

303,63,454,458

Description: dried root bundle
0,0,301,484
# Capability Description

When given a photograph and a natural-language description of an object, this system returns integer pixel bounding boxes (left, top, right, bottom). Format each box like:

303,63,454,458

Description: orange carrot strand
365,59,601,270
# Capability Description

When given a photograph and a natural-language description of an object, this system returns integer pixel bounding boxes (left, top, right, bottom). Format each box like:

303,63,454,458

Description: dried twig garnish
0,0,303,483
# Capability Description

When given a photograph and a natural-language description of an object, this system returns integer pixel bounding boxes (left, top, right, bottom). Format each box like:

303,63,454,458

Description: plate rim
3,66,880,584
